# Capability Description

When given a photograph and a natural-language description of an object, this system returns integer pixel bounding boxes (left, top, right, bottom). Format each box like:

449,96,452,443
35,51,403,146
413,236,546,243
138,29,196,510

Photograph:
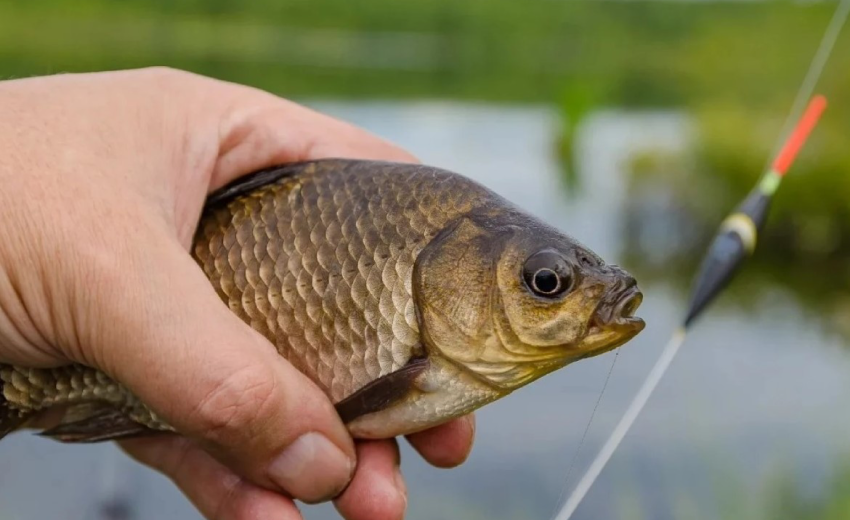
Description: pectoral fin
335,357,430,424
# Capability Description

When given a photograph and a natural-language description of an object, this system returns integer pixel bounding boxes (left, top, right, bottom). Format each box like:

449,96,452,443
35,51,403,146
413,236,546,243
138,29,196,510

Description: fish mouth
612,286,645,328
588,286,646,338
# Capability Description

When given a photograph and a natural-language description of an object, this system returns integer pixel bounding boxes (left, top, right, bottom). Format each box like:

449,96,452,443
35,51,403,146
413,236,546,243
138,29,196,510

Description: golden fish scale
0,161,495,434
192,162,486,403
0,365,171,430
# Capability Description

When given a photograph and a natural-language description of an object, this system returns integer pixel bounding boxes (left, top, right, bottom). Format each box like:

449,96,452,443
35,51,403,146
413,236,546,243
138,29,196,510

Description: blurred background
2,0,850,519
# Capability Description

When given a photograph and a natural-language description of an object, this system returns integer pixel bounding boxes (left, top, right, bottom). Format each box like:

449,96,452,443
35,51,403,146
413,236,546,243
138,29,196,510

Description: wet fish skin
0,158,645,442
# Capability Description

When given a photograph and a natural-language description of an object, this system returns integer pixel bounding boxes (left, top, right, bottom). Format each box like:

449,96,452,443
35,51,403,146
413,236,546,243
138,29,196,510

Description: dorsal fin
205,158,357,209
205,164,302,208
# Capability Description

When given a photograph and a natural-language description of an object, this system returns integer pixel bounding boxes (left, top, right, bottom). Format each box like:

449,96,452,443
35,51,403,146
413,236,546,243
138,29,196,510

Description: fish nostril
602,265,636,288
579,253,596,268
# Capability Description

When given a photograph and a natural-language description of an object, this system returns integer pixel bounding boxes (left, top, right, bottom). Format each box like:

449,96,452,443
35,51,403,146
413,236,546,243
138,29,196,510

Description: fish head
492,227,645,378
415,211,645,392
348,207,646,439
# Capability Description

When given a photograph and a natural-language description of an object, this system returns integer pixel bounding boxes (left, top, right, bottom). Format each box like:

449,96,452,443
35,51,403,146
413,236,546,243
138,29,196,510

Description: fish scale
192,160,481,403
0,160,486,438
0,365,171,431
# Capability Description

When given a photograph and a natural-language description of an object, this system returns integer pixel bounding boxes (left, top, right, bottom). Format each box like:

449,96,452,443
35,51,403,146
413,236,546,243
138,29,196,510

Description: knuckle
190,364,281,444
138,65,186,83
132,66,199,105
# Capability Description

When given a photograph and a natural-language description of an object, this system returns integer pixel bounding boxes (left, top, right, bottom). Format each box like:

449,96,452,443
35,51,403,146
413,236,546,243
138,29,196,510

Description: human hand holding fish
0,67,472,520
0,67,645,519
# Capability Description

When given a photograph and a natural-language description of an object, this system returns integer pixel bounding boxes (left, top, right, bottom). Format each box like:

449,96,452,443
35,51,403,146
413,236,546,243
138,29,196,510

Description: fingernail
268,432,354,503
394,468,408,509
465,415,476,444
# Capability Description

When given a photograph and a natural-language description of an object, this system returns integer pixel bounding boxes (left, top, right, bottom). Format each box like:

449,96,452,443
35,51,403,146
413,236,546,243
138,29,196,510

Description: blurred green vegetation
704,457,850,520
621,144,850,340
0,1,843,103
3,0,849,322
2,0,848,308
601,447,850,520
0,0,693,101
608,1,850,255
7,1,845,220
3,2,847,200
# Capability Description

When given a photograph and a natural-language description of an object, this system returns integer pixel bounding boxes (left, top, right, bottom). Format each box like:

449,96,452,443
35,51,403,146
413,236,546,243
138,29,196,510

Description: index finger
189,72,420,190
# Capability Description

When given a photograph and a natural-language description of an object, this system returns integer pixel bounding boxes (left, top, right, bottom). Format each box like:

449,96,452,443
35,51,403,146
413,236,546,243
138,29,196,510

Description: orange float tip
772,94,828,176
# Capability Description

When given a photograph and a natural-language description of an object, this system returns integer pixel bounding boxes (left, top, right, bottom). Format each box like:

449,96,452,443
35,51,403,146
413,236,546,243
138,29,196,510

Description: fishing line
549,350,620,519
551,0,849,517
552,329,686,520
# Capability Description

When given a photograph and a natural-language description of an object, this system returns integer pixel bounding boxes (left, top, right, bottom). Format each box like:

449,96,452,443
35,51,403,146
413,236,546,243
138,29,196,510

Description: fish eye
532,268,560,294
522,250,572,298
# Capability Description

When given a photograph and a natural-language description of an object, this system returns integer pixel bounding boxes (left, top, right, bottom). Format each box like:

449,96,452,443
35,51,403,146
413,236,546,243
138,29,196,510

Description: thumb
83,228,355,504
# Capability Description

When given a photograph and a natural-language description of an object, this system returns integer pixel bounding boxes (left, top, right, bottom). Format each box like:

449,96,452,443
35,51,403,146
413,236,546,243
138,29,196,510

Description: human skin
0,67,475,520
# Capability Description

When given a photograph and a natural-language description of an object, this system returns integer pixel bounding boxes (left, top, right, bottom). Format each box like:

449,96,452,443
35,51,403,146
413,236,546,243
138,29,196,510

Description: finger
333,440,407,520
85,234,355,504
405,414,476,468
120,435,303,520
192,75,420,189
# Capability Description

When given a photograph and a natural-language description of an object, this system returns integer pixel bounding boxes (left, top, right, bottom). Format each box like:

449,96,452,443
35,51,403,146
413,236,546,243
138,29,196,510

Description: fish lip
575,286,645,361
591,286,645,332
614,287,644,325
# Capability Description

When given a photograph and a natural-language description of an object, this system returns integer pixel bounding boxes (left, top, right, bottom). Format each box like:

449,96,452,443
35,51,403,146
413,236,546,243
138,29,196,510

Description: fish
0,158,645,443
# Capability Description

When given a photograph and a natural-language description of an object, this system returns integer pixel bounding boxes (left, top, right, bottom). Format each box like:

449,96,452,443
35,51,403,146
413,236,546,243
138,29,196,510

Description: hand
0,67,475,520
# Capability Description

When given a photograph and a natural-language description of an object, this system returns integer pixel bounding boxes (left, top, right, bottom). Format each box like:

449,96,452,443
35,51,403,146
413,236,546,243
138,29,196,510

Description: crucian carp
0,159,645,442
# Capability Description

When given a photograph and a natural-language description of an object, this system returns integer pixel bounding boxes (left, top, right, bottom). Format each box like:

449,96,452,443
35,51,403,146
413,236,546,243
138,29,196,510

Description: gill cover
414,216,502,365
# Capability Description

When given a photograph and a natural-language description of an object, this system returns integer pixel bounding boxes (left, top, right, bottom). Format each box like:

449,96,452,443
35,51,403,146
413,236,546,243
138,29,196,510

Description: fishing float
683,94,827,327
552,93,829,520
